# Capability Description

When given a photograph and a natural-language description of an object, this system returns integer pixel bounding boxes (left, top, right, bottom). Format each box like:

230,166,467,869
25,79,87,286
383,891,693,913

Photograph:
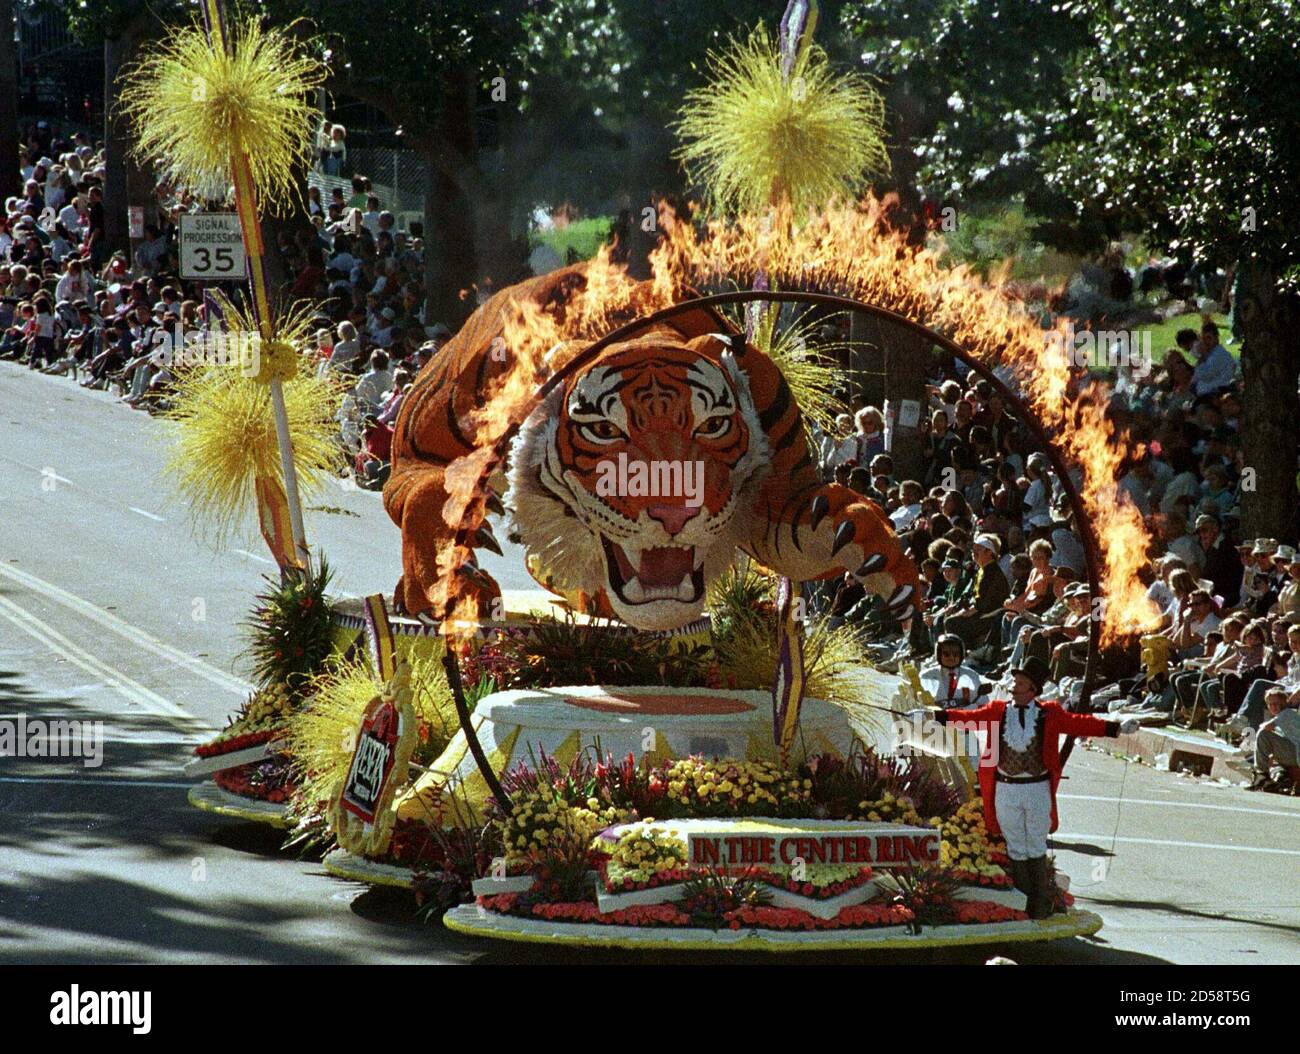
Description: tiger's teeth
622,576,647,603
675,578,696,601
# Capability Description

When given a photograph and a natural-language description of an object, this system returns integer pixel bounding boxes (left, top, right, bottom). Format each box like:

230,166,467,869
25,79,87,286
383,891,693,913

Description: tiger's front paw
761,484,922,620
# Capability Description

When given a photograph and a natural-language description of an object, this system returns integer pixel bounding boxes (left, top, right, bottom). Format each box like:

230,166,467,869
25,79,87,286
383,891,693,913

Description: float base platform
442,904,1103,952
187,781,290,829
323,848,418,889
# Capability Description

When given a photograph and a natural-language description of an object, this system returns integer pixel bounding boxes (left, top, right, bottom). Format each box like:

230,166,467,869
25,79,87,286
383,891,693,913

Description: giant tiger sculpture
384,264,921,633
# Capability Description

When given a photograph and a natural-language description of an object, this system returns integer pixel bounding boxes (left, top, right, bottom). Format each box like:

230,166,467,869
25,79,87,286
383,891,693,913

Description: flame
433,196,1161,645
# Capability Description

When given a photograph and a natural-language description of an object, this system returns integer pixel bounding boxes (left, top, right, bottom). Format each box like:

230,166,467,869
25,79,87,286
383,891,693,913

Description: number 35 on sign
179,213,248,280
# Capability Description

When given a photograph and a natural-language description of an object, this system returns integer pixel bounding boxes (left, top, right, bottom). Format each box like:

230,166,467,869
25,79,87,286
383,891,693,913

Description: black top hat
1010,655,1051,694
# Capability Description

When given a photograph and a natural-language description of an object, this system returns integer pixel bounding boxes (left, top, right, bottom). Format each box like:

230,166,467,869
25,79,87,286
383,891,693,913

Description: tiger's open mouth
601,536,705,605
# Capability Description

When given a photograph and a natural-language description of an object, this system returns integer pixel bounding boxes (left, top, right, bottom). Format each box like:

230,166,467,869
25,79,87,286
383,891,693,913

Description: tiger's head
508,331,769,631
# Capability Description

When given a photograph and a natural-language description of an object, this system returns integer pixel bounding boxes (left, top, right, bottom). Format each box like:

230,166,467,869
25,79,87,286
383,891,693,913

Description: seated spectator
353,349,394,412
934,533,1009,650
1248,687,1300,792
1195,512,1241,606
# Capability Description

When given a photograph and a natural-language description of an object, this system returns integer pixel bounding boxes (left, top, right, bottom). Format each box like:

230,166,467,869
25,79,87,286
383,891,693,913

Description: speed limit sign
179,213,248,280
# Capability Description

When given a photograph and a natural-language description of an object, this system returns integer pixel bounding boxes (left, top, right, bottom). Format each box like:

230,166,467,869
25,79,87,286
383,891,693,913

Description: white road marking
0,595,202,725
128,506,165,522
231,548,276,565
0,562,250,696
0,775,194,789
1059,793,1300,820
1053,833,1300,857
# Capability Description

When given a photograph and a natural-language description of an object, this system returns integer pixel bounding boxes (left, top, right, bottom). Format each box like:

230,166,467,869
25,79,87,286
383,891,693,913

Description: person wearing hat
918,633,988,709
926,655,1138,916
1270,547,1300,618
1241,538,1281,616
938,533,1010,652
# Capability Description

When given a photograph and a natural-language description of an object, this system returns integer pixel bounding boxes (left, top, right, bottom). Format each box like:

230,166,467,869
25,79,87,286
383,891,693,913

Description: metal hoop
441,289,1103,807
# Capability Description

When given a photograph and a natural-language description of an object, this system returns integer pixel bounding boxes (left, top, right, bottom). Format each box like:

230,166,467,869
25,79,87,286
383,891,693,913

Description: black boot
1025,856,1053,919
1008,858,1031,895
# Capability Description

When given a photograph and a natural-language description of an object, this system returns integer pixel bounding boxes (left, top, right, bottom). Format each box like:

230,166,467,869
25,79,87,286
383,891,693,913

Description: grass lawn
1133,310,1233,364
530,216,613,262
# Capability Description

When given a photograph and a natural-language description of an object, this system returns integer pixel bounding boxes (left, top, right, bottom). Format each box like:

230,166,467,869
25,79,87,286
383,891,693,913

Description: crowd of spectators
2,121,448,486
810,315,1300,794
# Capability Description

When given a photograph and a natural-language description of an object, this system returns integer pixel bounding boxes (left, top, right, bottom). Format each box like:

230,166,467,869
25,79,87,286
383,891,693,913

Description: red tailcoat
945,700,1117,836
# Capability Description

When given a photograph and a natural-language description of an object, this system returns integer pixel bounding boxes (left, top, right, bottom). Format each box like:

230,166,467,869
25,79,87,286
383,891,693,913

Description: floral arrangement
747,863,874,899
934,798,1009,879
472,616,719,691
214,755,295,804
887,864,964,932
681,868,773,928
193,558,337,789
242,558,336,695
195,683,293,756
604,826,689,884
499,792,626,867
801,747,962,822
475,892,1017,932
855,792,924,826
398,748,1043,937
660,757,811,818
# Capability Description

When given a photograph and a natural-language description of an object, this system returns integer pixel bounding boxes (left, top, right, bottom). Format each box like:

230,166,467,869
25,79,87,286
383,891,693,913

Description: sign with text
340,697,406,825
687,823,939,870
179,213,248,280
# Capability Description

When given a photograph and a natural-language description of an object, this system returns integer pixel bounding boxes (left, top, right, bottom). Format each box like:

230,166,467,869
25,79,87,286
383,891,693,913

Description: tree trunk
1237,259,1300,540
880,79,928,247
0,0,19,202
420,68,479,329
103,14,156,259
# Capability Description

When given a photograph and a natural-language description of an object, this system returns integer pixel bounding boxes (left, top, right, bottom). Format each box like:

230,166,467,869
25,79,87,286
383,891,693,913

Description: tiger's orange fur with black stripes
385,264,920,632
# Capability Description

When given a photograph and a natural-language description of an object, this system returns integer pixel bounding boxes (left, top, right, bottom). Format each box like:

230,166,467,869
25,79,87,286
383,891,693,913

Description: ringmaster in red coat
930,654,1138,917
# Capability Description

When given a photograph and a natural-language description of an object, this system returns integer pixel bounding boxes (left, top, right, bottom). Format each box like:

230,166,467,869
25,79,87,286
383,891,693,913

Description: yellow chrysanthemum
121,17,325,206
674,23,889,217
159,297,342,546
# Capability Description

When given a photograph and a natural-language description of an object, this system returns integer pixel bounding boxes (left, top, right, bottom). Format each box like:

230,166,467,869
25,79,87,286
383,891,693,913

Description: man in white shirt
889,480,924,531
1171,588,1220,658
54,258,92,304
1160,509,1204,571
353,349,395,412
1190,321,1238,395
58,196,83,236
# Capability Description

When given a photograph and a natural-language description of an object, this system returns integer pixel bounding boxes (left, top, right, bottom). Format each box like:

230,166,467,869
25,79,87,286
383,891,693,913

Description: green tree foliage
840,0,1097,243
1045,0,1300,537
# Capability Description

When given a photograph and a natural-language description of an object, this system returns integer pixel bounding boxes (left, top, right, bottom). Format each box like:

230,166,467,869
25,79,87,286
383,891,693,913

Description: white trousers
994,780,1052,860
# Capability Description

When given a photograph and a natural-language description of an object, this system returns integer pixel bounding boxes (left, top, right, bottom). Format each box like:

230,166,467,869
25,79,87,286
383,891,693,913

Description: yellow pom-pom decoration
250,338,299,384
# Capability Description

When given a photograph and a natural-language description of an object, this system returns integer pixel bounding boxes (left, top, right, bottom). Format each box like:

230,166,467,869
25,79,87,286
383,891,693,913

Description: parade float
137,0,1159,949
297,4,1106,949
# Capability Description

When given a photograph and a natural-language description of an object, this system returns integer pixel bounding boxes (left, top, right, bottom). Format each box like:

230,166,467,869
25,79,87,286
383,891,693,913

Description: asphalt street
1,361,1298,964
